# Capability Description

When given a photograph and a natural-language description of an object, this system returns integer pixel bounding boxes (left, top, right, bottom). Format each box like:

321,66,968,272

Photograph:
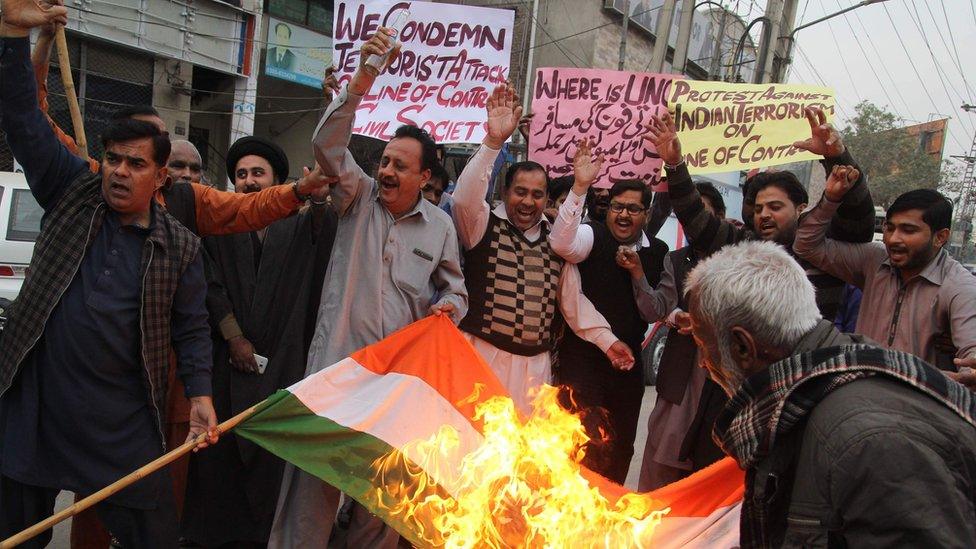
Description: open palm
573,138,604,187
485,84,522,148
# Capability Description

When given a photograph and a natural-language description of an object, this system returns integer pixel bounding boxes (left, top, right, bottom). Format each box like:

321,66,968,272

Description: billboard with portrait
265,17,333,88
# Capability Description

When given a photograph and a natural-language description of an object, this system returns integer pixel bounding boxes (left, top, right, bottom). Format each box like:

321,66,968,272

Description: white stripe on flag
650,502,741,548
289,357,485,497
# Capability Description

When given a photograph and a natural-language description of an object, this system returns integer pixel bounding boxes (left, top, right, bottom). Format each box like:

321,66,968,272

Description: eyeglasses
609,202,647,215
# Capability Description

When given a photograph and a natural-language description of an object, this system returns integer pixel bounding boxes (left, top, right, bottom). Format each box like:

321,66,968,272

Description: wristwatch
292,181,312,202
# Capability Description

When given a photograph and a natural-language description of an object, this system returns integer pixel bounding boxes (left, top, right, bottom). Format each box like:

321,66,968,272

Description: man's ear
156,165,169,190
796,202,808,215
729,325,759,371
933,227,951,249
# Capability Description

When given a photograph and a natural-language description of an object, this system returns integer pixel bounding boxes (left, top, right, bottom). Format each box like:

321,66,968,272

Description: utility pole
772,0,799,82
671,0,696,75
649,0,678,73
618,0,632,70
755,0,784,83
954,104,976,260
521,0,540,112
708,7,729,80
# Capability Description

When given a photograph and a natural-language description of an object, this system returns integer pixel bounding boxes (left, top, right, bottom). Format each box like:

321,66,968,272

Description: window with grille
45,36,154,161
267,0,334,34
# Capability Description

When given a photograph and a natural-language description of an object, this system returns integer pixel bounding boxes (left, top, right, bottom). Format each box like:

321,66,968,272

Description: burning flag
234,316,743,547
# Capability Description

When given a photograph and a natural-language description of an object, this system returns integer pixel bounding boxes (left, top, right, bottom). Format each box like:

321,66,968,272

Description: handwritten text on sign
670,80,835,173
333,0,513,144
529,68,673,189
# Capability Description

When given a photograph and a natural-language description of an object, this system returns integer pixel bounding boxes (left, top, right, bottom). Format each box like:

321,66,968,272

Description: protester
543,175,573,222
794,170,976,371
422,162,449,205
451,84,565,411
453,84,626,411
686,240,976,547
619,182,727,490
182,137,338,548
269,27,467,549
0,3,219,545
30,26,337,548
645,108,876,320
168,140,204,185
549,139,669,484
585,185,610,222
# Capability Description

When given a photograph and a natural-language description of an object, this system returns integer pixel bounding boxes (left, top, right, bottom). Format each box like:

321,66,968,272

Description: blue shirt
0,36,211,506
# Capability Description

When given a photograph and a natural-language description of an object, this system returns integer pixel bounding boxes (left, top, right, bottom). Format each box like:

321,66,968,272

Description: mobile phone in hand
254,353,269,374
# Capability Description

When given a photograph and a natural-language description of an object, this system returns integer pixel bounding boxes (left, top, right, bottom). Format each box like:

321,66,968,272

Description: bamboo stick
0,404,260,548
54,26,87,158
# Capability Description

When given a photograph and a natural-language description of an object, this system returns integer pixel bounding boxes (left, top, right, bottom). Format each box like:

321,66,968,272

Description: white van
0,172,42,301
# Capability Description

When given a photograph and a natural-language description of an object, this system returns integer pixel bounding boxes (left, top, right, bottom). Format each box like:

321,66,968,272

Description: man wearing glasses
549,141,669,484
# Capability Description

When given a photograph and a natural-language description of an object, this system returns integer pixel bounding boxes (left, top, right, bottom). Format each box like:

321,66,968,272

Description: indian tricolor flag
235,316,743,547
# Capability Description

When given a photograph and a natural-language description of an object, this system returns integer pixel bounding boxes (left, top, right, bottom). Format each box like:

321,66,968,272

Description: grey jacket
781,377,976,548
748,322,976,547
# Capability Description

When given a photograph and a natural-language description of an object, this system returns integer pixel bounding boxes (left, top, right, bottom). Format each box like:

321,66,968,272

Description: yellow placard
669,80,835,174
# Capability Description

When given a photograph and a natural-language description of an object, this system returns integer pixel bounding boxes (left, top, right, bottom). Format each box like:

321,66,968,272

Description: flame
370,384,669,547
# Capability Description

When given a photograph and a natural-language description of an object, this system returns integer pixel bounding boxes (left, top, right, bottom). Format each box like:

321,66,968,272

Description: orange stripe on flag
648,457,744,516
349,316,510,428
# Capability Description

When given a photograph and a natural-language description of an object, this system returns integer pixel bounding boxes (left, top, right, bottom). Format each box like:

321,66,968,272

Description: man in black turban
225,135,291,192
182,136,339,547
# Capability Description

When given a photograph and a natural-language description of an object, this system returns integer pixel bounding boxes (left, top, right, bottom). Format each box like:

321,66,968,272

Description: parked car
640,321,669,386
0,172,41,301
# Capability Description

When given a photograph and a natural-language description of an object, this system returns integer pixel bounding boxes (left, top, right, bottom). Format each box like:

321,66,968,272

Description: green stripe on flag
234,390,457,546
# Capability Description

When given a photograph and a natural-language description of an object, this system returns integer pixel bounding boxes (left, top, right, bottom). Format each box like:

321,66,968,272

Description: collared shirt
305,86,467,372
794,197,976,365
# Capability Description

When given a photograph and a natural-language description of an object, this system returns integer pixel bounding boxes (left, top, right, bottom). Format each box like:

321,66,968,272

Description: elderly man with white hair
686,240,976,548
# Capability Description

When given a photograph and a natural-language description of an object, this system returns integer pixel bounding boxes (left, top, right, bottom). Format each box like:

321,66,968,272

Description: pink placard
528,67,674,189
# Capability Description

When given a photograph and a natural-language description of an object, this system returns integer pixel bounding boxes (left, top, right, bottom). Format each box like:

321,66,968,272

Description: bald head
168,140,203,184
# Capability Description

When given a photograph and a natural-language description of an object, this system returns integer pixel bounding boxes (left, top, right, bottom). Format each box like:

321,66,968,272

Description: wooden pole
54,26,87,158
0,404,261,548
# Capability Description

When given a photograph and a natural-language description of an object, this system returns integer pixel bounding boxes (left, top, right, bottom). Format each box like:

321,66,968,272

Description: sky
780,0,976,173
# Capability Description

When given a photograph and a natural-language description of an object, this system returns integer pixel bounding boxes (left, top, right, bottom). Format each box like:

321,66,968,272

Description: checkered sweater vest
0,172,200,447
460,214,563,356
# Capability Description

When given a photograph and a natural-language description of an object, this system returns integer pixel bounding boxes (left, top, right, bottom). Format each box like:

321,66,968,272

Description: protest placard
528,67,673,189
332,1,514,144
669,80,835,173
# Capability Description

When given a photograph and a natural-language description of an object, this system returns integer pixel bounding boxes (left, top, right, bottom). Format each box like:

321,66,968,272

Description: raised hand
0,0,68,32
823,165,859,202
321,66,341,102
484,83,522,150
358,27,400,72
572,137,605,190
793,106,845,158
642,112,682,166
